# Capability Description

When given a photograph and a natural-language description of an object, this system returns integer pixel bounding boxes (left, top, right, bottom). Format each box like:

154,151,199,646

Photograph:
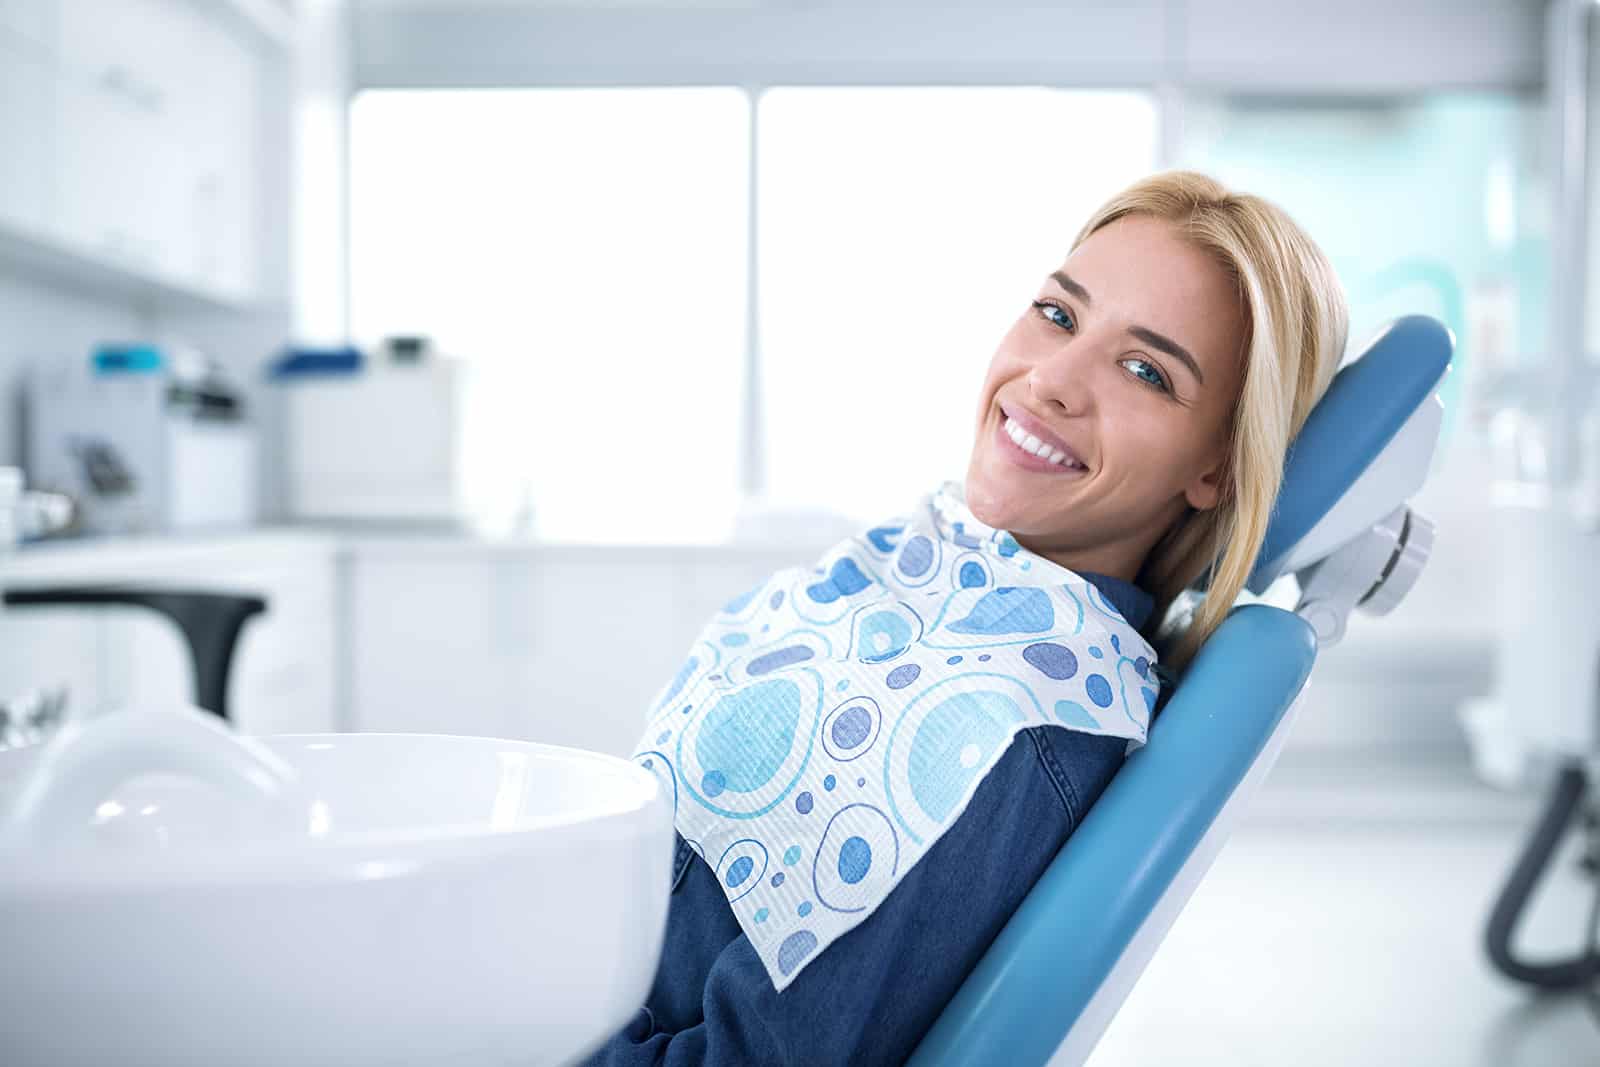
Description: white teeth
1004,415,1082,469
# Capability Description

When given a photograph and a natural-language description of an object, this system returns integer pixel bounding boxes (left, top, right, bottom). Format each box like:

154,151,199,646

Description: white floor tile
1086,761,1600,1067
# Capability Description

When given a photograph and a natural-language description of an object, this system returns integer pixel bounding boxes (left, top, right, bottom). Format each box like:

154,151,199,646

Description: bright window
349,88,750,541
349,86,1160,538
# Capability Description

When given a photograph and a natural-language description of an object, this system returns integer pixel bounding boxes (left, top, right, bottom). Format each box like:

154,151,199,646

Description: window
350,86,1160,539
350,88,750,541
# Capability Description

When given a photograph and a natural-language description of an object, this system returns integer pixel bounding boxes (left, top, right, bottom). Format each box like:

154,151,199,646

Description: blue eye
1033,301,1173,396
1031,300,1075,332
1120,357,1172,395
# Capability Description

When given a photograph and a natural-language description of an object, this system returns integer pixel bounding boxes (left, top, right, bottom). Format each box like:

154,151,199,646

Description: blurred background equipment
270,340,468,524
26,343,257,536
1464,0,1600,1003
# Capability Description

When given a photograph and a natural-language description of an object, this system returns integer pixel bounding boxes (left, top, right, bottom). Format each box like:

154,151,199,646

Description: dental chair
908,315,1454,1066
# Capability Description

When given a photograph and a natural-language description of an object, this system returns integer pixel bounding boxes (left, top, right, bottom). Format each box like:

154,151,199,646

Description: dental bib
630,481,1160,991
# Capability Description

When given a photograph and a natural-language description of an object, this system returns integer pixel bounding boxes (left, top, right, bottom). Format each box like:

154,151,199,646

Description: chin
962,460,1017,531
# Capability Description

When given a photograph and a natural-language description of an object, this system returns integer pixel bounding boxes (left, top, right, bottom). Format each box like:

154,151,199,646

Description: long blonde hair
1069,171,1348,672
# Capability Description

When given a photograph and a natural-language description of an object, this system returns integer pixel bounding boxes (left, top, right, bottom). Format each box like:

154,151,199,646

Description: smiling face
964,213,1249,582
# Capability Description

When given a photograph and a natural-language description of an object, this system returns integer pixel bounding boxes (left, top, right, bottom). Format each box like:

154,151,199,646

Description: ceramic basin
0,705,673,1066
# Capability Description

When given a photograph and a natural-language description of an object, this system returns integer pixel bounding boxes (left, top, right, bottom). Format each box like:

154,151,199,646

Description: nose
1024,331,1098,418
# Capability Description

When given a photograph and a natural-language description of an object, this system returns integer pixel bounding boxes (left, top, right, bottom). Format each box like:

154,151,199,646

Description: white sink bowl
0,706,673,1067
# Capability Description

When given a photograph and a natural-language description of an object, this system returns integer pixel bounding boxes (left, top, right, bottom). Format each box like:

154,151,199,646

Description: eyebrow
1049,270,1207,386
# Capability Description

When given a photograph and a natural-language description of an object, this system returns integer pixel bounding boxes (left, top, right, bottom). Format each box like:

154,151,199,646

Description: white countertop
0,523,826,581
0,525,1494,676
0,528,343,581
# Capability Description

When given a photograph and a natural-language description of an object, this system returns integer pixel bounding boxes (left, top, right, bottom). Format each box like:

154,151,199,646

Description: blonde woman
584,170,1348,1066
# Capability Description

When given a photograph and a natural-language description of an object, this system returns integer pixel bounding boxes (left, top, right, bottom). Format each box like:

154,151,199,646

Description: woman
583,170,1348,1065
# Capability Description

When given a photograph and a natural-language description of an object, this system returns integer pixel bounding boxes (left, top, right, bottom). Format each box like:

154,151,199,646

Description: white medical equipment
27,349,258,535
278,355,470,523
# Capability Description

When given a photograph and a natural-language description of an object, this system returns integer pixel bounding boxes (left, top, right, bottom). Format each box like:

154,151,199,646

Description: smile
998,416,1087,474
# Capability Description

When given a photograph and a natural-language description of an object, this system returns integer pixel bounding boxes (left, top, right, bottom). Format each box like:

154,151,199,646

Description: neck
1014,538,1144,583
1008,497,1192,586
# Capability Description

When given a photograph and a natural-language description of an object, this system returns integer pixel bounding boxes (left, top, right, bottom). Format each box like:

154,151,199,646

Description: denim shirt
581,572,1154,1067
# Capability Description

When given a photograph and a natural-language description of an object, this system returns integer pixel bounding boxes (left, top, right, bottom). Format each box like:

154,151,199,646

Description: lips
998,399,1089,470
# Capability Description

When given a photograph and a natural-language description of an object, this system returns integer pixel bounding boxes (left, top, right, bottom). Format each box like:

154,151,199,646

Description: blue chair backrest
1251,315,1453,588
908,315,1454,1066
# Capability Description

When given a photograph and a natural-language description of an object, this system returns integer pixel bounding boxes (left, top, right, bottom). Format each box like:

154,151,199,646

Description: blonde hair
1068,170,1348,673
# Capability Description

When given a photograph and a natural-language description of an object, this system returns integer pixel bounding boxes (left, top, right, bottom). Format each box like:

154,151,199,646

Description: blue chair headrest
1248,314,1453,588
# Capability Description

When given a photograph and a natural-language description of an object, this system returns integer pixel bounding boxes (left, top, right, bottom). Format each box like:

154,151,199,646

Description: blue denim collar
1075,570,1154,632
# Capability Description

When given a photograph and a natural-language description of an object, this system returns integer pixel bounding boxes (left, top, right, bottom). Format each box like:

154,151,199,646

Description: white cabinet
0,30,55,234
348,554,680,753
347,546,794,757
0,535,341,737
0,0,55,51
187,17,259,300
0,0,268,306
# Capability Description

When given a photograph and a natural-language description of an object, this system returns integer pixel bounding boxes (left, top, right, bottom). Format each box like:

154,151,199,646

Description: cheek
1107,412,1206,486
975,349,1020,412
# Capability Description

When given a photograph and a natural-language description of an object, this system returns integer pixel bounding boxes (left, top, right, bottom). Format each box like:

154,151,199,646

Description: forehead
1057,214,1246,374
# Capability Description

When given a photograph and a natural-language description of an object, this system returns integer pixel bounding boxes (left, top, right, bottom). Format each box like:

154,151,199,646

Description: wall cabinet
0,0,266,307
0,28,55,235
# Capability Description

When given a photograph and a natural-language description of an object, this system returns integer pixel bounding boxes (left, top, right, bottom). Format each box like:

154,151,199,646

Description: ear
1183,456,1228,511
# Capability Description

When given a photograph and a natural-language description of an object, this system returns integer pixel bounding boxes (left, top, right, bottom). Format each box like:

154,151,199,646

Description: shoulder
1021,726,1131,832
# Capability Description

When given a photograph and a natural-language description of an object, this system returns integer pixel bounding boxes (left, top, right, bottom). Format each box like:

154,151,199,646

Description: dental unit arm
1247,323,1447,648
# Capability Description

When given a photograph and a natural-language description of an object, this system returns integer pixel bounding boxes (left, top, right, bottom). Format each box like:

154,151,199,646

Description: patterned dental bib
630,480,1160,991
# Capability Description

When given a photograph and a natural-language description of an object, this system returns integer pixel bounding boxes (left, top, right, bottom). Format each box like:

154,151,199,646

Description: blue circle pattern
716,839,769,903
886,663,921,689
822,696,882,762
832,706,871,747
777,930,818,976
812,803,900,913
838,837,871,883
899,536,934,577
636,487,1159,988
851,602,923,663
1085,674,1113,708
676,668,824,820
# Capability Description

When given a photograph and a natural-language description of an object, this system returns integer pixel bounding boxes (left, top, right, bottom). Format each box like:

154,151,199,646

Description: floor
1085,759,1600,1067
